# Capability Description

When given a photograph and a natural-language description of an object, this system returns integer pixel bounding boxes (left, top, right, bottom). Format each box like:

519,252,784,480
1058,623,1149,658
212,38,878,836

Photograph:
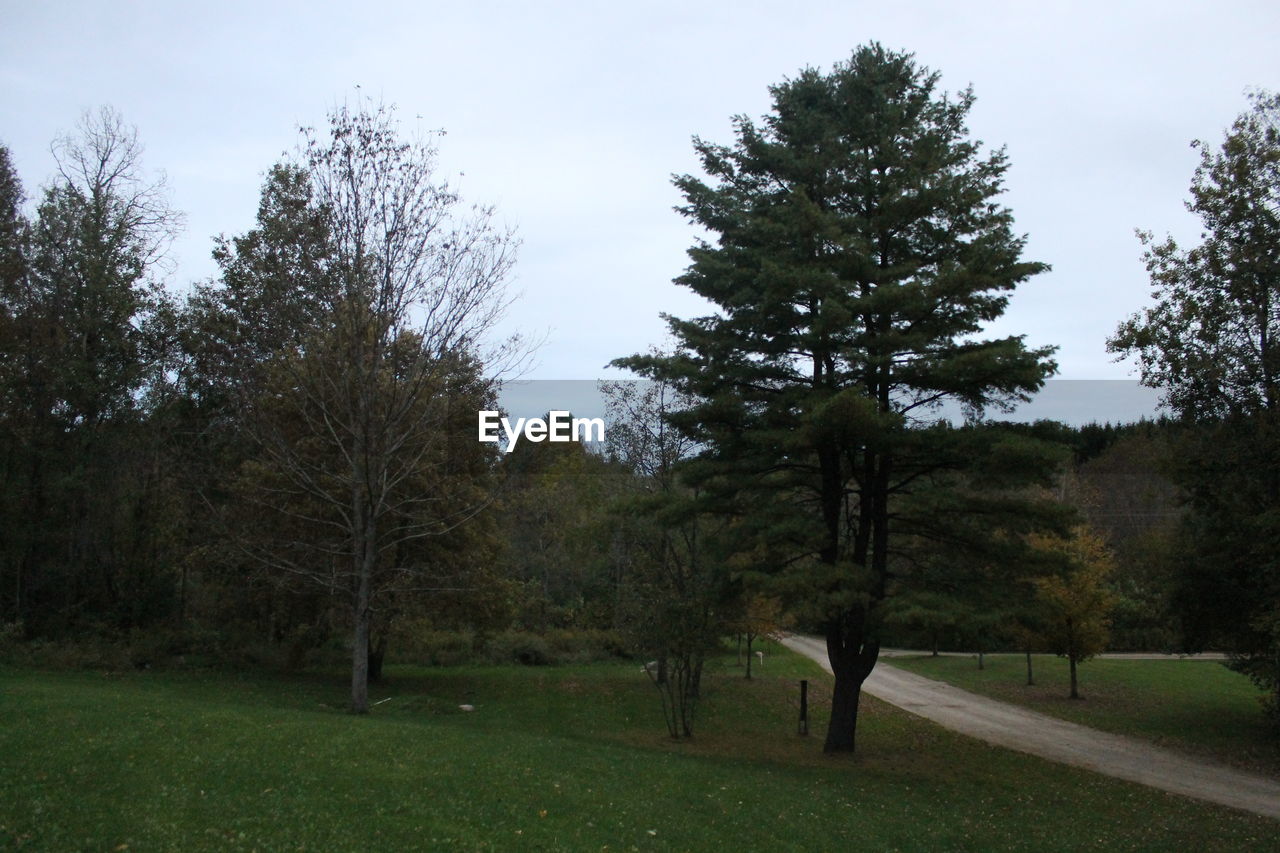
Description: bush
0,624,635,671
392,628,630,667
1,636,133,670
485,631,552,666
543,629,630,663
0,625,297,672
408,630,479,667
0,620,24,652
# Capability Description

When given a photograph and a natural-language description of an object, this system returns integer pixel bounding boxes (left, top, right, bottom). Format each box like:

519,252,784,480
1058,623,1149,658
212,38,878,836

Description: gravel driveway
782,634,1280,820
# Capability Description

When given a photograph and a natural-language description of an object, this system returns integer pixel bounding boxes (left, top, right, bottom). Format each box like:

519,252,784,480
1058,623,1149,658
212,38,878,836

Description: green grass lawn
887,653,1280,776
2,640,1277,852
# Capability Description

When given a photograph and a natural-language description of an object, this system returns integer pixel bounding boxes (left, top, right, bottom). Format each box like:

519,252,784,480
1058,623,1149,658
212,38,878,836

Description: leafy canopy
616,44,1058,605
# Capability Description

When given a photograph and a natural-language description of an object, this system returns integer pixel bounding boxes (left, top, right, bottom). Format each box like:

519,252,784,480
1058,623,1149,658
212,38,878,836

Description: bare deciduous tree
50,106,184,276
605,376,724,738
228,101,523,712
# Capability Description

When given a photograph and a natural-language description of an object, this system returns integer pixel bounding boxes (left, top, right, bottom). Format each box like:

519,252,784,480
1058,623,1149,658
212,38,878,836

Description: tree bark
1069,655,1080,700
823,623,879,753
286,633,308,670
349,406,378,713
368,634,386,683
351,600,370,713
350,518,374,713
1025,648,1034,686
825,675,863,752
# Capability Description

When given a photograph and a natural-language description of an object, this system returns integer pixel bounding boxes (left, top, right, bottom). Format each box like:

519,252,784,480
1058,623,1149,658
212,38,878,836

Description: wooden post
799,679,809,736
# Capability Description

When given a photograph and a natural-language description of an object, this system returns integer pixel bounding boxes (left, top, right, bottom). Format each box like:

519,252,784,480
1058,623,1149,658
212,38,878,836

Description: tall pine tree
616,44,1057,753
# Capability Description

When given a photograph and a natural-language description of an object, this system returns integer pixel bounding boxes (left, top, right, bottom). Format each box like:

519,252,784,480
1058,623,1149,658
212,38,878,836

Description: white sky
3,1,1277,379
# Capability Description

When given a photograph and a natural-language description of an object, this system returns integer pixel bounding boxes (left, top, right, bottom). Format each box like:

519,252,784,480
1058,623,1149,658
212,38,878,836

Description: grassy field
2,641,1278,851
888,653,1280,776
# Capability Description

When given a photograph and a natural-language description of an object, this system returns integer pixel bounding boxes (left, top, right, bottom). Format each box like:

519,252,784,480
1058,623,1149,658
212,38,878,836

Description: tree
0,110,184,635
604,377,726,738
1068,426,1182,651
1028,526,1117,699
729,592,785,679
1111,91,1280,421
615,45,1058,752
171,163,343,648
28,108,181,428
0,144,24,313
498,433,623,631
184,164,339,405
213,101,520,713
1109,91,1280,720
0,143,29,625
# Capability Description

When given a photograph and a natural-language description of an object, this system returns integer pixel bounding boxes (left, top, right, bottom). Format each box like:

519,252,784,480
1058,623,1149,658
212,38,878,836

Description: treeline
879,418,1184,654
0,107,520,698
0,107,770,727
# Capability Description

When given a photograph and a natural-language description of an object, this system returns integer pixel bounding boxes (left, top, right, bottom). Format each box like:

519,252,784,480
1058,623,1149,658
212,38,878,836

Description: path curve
782,634,1280,821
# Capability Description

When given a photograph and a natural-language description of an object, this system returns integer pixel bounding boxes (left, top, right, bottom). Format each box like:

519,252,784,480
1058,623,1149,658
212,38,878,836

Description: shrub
485,631,552,666
543,629,630,663
410,630,479,667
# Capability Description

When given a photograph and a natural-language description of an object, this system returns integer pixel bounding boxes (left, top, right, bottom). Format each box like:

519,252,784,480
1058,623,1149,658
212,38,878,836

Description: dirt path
877,648,1229,661
782,634,1280,821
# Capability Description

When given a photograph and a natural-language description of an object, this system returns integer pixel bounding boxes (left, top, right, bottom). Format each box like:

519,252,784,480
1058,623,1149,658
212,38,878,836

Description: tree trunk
745,633,754,679
824,668,865,753
1069,655,1080,700
349,426,377,714
286,634,308,670
823,624,878,753
177,558,187,630
351,602,370,713
1025,648,1034,686
1274,645,1280,715
817,410,886,754
680,660,691,732
368,634,387,683
350,522,374,713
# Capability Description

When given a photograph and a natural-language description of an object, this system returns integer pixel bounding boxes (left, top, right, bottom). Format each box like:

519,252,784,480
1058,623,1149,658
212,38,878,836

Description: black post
799,679,809,736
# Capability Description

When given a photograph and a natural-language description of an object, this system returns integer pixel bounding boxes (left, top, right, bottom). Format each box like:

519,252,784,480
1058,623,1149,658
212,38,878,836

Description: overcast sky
3,1,1278,381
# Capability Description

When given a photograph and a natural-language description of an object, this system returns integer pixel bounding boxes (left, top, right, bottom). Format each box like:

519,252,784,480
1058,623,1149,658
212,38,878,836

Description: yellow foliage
1027,525,1117,665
